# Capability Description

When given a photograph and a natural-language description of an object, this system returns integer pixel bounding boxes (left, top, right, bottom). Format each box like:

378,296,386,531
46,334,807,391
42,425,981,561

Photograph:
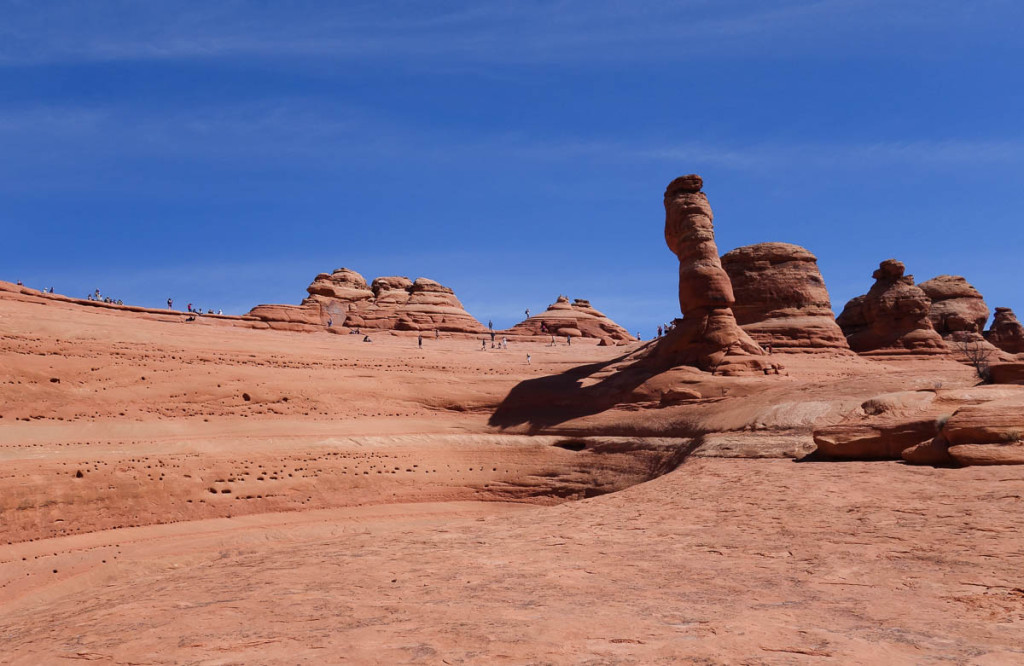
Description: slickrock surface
248,268,487,334
837,259,947,355
721,242,851,353
919,274,992,343
651,174,771,375
986,307,1024,354
505,295,634,343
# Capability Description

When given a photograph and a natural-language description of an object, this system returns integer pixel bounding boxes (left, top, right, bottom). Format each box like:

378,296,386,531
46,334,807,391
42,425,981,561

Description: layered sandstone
721,242,850,353
248,268,486,334
836,259,946,355
918,275,990,342
506,296,634,343
985,307,1024,354
648,175,771,375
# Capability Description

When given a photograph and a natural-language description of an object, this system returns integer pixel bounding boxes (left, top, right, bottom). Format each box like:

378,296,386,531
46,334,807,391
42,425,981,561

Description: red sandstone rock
506,296,634,342
812,417,941,459
989,362,1024,385
985,307,1024,354
721,242,850,353
918,275,990,342
836,259,946,355
652,175,770,374
247,268,486,334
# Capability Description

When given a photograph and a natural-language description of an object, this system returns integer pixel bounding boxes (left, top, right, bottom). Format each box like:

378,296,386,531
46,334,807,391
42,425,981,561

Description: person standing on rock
657,325,663,337
167,298,173,310
482,338,486,350
525,308,530,318
327,317,333,328
490,330,496,347
488,320,493,331
434,329,439,340
526,354,531,365
566,334,571,346
501,336,508,350
418,334,423,349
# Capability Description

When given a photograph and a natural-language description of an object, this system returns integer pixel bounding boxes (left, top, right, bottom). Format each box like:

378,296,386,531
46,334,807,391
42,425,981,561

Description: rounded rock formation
506,296,634,343
985,307,1024,354
721,242,851,353
836,259,946,355
918,275,990,341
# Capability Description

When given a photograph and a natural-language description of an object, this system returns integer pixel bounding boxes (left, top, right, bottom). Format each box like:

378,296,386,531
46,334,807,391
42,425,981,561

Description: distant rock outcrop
836,259,946,355
649,175,772,375
918,275,990,343
721,242,850,353
248,268,486,334
985,307,1024,354
506,296,634,343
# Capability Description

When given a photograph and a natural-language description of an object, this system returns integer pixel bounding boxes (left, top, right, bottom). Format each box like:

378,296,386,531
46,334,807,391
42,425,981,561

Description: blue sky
2,1,1022,334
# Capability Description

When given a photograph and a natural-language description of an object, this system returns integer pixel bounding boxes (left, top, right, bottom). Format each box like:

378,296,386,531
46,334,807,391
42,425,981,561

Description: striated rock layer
721,242,851,353
649,175,771,375
985,307,1024,354
506,296,634,344
836,259,947,355
248,268,486,334
918,275,990,343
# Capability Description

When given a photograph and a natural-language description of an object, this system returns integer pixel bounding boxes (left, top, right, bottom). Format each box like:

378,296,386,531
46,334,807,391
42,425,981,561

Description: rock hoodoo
721,242,851,353
652,175,770,374
506,296,634,343
985,307,1024,354
248,268,487,334
918,275,990,342
836,259,946,355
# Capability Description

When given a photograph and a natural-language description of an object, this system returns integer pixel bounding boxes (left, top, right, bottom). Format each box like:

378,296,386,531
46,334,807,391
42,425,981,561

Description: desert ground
2,285,1023,664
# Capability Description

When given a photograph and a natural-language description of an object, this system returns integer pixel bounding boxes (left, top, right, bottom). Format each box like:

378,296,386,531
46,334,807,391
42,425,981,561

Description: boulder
985,307,1024,354
812,417,941,459
939,393,1024,465
652,175,773,375
721,242,851,353
506,296,634,342
918,275,989,338
836,259,946,355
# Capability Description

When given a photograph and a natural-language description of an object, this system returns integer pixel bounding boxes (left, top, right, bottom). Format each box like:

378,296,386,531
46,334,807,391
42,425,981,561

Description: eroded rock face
248,268,486,334
650,175,770,375
919,275,990,341
985,307,1024,354
836,259,946,355
506,296,634,343
721,242,850,353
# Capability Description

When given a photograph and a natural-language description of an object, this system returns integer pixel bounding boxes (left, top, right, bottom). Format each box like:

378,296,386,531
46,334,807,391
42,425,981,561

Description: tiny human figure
217,309,222,315
490,330,496,344
525,308,530,318
49,287,54,293
657,325,663,337
167,298,173,309
482,338,486,350
501,336,508,350
434,329,439,340
16,280,22,285
566,334,571,346
488,320,493,330
363,335,372,342
550,334,556,346
636,332,641,340
327,317,333,327
526,354,531,365
418,334,423,348
540,322,547,333
187,303,193,313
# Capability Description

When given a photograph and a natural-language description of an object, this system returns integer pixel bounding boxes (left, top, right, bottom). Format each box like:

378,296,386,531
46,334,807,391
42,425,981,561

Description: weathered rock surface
721,242,851,353
506,296,634,343
918,275,990,344
650,175,771,375
248,268,486,334
989,362,1024,385
836,259,947,355
985,307,1024,354
812,417,941,460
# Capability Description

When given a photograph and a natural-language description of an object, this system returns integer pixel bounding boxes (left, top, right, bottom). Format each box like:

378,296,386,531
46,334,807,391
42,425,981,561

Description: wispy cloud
0,0,1019,66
